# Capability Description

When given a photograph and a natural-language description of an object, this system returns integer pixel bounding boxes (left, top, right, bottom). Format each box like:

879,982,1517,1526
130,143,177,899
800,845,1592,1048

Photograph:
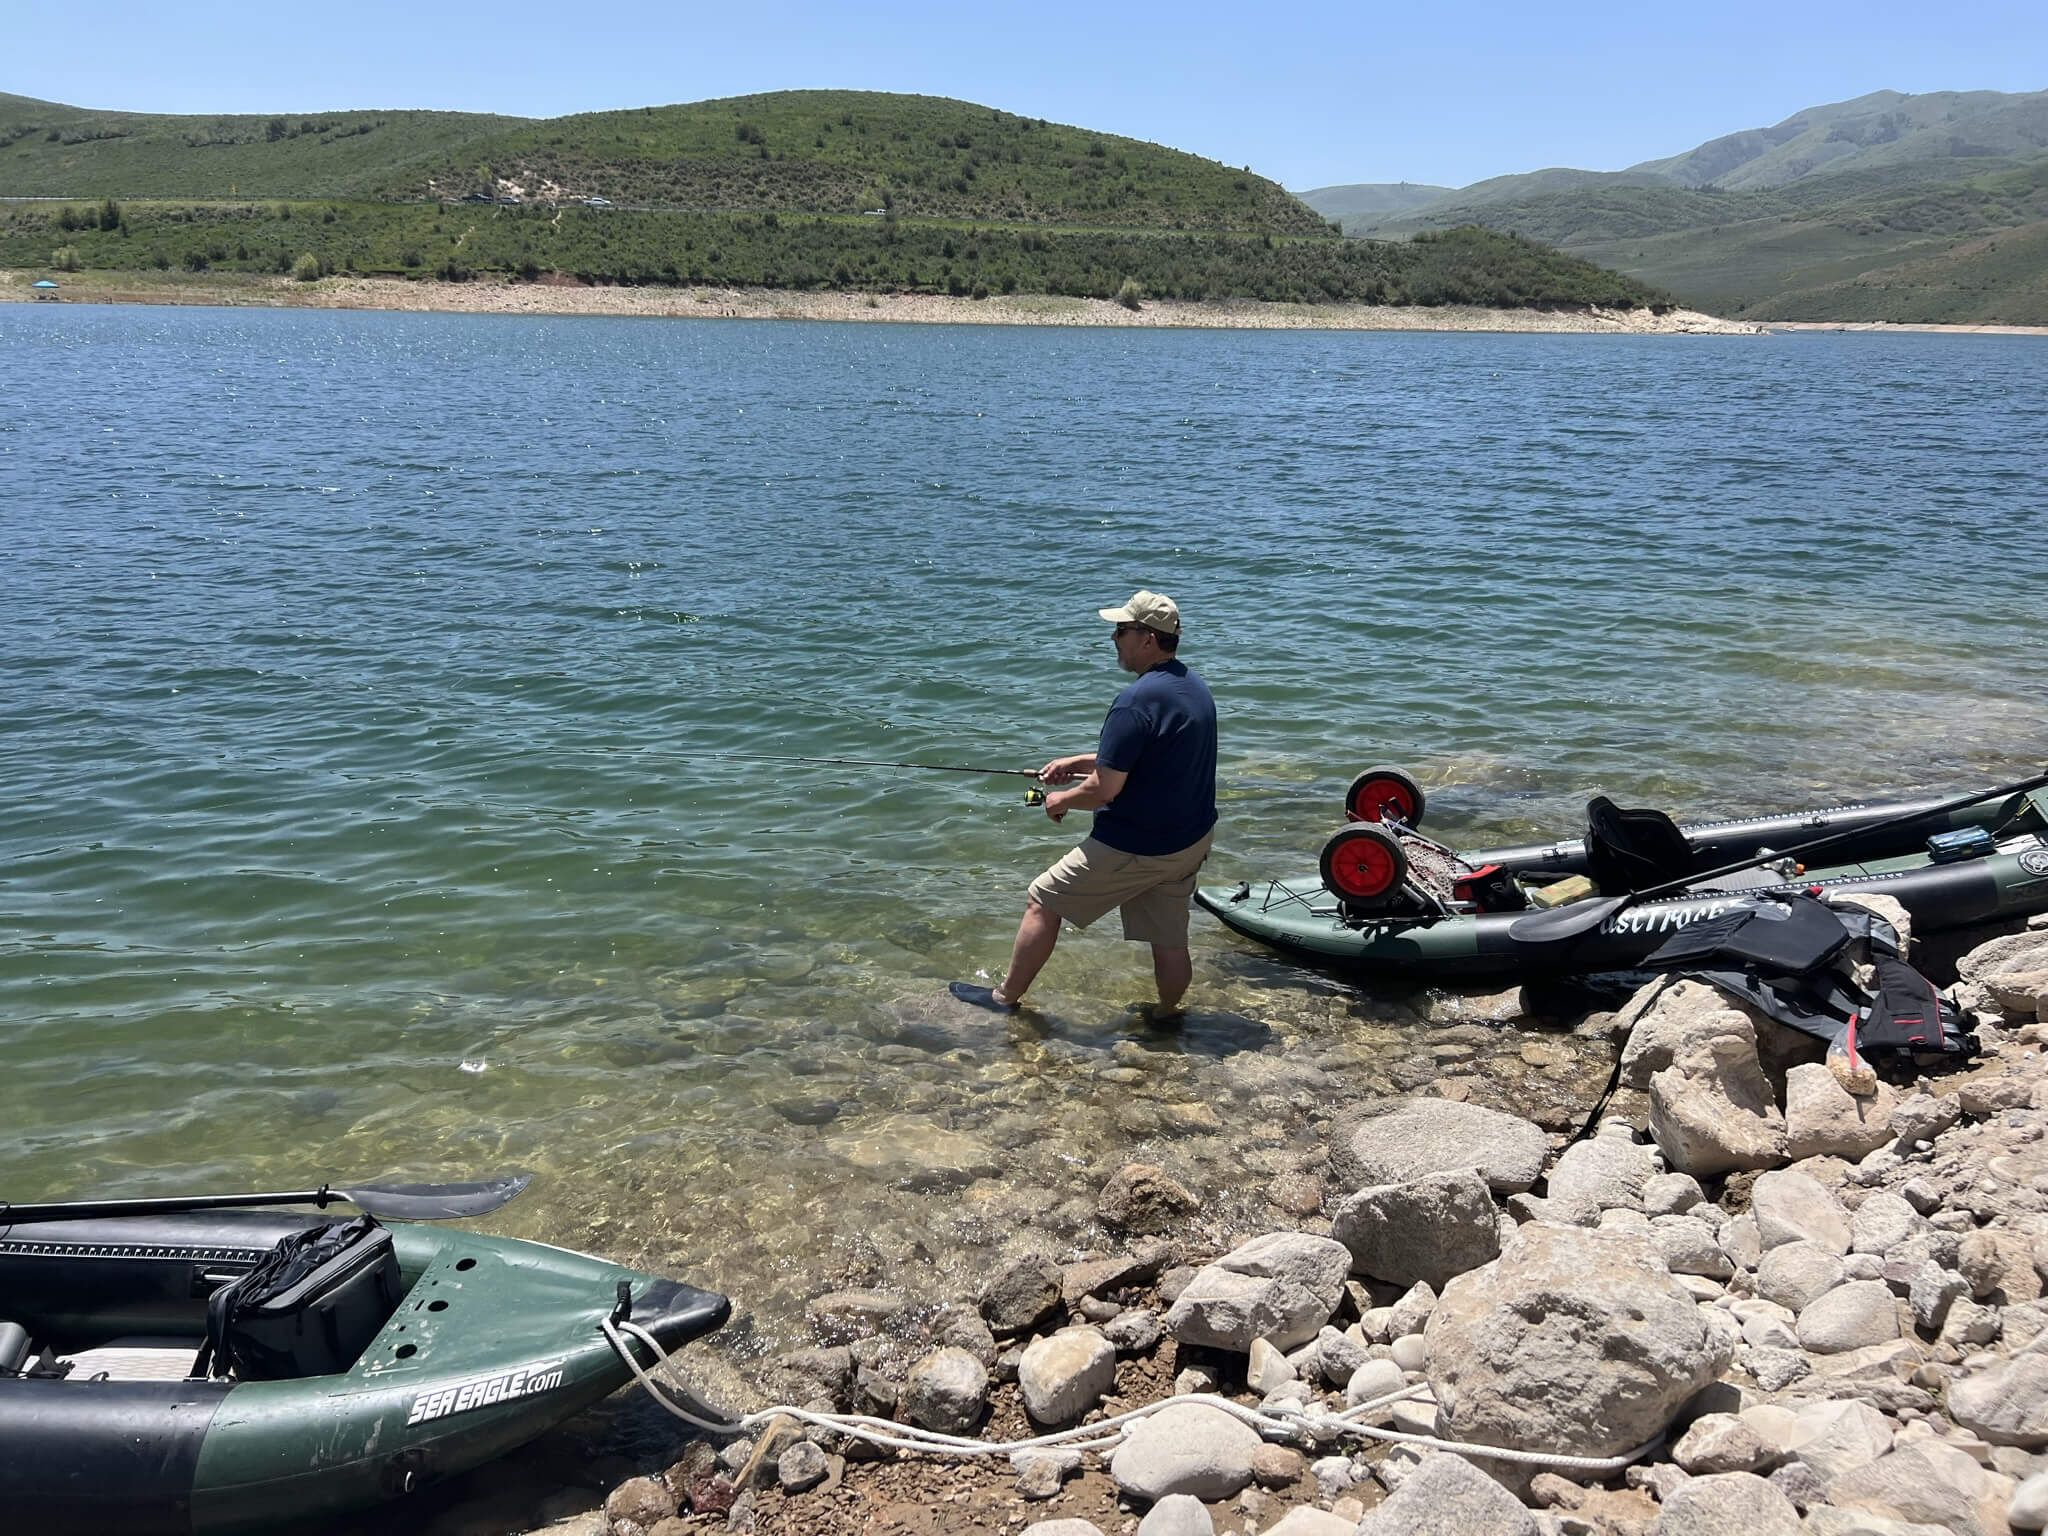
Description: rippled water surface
3,306,2045,1342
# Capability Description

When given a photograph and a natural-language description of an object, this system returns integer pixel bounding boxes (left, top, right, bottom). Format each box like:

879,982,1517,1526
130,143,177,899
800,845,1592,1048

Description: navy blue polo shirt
1089,658,1218,856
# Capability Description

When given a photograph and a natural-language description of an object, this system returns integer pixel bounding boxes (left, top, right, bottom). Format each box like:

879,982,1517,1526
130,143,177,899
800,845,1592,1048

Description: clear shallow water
3,306,2046,1342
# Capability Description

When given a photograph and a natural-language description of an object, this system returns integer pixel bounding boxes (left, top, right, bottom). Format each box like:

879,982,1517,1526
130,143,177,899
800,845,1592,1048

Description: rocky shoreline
0,270,1761,334
441,904,2048,1536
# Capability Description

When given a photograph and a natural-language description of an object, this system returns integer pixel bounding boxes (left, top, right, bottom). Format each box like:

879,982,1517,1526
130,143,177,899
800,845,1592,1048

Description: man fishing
951,590,1218,1018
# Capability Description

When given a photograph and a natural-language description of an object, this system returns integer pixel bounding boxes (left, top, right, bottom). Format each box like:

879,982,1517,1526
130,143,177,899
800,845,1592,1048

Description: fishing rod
563,747,1053,802
712,751,1054,803
708,751,1040,778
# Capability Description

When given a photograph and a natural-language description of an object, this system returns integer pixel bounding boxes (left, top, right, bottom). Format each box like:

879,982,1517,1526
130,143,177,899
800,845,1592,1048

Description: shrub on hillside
292,252,322,281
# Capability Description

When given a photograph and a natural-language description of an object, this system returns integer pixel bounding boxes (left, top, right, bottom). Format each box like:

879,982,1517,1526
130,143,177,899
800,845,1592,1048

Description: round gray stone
1110,1401,1262,1502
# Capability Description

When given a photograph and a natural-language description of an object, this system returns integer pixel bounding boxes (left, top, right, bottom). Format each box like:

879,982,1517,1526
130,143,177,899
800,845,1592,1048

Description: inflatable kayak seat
1584,796,1695,894
198,1217,402,1381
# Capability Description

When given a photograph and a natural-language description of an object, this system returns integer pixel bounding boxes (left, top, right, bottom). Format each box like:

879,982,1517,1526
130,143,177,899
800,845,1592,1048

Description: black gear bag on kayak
191,1215,401,1380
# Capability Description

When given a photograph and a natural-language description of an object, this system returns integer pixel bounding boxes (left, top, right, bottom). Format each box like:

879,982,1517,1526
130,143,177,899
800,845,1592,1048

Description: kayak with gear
0,1206,729,1534
1198,769,2048,983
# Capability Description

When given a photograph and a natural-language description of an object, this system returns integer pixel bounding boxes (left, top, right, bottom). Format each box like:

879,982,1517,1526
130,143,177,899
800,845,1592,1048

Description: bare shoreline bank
1766,318,2048,337
1,269,1761,334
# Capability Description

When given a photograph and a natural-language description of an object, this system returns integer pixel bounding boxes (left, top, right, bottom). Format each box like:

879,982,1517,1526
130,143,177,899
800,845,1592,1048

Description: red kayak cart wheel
1320,823,1410,912
1344,767,1425,828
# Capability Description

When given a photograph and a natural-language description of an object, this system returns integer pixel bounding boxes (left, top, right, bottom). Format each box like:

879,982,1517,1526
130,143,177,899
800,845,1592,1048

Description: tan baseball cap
1098,589,1180,636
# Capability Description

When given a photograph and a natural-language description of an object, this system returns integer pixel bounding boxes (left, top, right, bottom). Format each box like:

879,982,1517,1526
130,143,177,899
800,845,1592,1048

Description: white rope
602,1319,1662,1475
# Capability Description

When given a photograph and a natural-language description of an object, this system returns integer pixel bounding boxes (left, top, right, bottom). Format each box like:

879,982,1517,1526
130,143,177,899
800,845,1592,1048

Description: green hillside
387,93,1327,232
0,90,1675,311
1320,87,2048,321
1738,220,2048,323
0,93,524,199
1352,154,2048,321
0,90,1325,235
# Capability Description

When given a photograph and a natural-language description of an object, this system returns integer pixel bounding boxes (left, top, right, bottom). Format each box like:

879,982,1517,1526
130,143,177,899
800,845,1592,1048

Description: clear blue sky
4,1,2042,191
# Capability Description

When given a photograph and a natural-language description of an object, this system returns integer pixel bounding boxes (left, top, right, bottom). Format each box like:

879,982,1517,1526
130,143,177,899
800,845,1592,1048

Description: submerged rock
1328,1097,1547,1195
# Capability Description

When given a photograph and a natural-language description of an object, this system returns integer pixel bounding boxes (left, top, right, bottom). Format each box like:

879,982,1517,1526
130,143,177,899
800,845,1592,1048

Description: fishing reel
1024,786,1048,806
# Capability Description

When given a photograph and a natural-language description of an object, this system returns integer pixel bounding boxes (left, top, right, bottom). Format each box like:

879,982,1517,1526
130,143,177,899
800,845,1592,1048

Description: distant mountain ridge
1293,182,1449,219
1632,88,2048,191
1297,89,2048,322
1301,89,2048,219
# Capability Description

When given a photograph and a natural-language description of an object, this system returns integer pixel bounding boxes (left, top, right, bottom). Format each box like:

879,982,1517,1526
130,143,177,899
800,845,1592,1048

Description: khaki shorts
1028,830,1216,945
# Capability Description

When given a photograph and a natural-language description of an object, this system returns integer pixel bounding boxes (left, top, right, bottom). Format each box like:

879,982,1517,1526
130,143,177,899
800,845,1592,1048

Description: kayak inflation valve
611,1281,633,1324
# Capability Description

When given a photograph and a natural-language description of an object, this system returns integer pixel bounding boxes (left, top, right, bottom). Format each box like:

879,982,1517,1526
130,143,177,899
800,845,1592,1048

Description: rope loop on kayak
600,1317,1662,1475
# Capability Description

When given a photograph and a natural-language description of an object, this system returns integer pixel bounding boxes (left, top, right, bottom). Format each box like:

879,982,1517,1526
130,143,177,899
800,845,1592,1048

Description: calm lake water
3,304,2045,1345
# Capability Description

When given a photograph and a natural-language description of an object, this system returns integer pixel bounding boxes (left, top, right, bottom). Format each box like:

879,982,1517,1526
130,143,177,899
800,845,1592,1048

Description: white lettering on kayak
405,1361,566,1427
1602,900,1741,936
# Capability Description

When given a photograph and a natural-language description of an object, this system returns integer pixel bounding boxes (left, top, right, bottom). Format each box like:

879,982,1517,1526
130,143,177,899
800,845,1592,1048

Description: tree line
2,200,1671,310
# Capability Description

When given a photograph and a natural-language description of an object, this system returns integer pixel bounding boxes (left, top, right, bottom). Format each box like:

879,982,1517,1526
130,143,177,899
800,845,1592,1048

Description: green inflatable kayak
1198,777,2048,982
0,1208,729,1533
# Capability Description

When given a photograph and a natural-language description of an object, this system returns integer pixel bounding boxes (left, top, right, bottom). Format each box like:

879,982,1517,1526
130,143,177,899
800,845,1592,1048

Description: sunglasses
1113,623,1148,638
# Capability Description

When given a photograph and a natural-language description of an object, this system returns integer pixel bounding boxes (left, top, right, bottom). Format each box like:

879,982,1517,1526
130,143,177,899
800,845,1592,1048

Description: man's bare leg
1151,944,1192,1016
993,898,1062,1005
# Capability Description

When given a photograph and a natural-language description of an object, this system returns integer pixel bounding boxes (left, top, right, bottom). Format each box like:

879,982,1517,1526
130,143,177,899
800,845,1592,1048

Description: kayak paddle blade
1507,895,1629,947
339,1174,532,1220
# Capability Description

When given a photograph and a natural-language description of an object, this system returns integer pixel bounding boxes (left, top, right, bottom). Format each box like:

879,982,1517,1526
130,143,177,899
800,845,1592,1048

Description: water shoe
947,981,1017,1013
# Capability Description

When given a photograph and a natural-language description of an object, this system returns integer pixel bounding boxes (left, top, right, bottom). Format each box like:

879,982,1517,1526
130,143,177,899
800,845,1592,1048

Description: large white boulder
1751,1169,1851,1255
1785,1063,1898,1162
1531,1132,1663,1225
1784,1397,1894,1484
1164,1232,1350,1353
902,1346,988,1435
1754,1240,1845,1313
2011,1470,2048,1532
1655,1471,1802,1536
1950,1353,2048,1447
1826,1439,2017,1536
1795,1280,1901,1354
1423,1223,1735,1466
1957,932,2048,1018
1352,1450,1540,1536
1850,1190,1929,1255
1109,1401,1262,1502
1619,979,1740,1089
1647,1009,1788,1176
1017,1327,1116,1428
1135,1496,1211,1536
1331,1168,1501,1290
1258,1511,1357,1536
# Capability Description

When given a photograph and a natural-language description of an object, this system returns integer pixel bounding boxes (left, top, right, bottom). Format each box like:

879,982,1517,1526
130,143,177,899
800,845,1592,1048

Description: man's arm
1045,764,1127,822
1038,753,1097,785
